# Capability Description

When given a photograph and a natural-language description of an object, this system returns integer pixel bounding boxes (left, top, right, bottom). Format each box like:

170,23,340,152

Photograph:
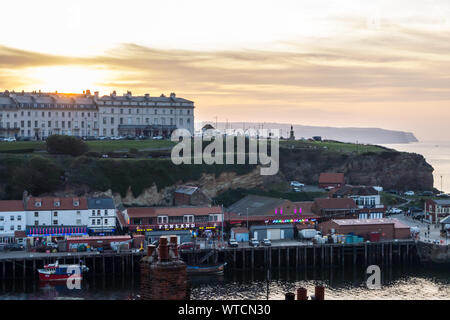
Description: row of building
0,90,194,139
1,182,448,246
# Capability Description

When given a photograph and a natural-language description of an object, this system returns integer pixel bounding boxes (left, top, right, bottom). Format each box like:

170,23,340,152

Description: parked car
228,239,239,248
152,135,163,140
179,242,200,251
249,239,259,247
260,239,272,247
404,191,415,196
389,207,403,215
290,181,304,188
4,243,25,251
437,193,450,198
293,187,302,193
420,191,434,197
4,137,16,142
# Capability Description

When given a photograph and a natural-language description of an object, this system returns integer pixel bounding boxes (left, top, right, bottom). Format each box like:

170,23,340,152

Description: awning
26,226,88,237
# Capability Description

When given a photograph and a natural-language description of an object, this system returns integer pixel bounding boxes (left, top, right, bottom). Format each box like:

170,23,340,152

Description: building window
97,210,101,216
53,220,58,225
104,210,108,215
17,225,21,231
92,219,95,225
54,212,58,217
183,215,194,223
104,219,108,224
157,216,168,224
97,219,101,225
10,225,14,231
35,221,39,226
17,215,21,221
34,212,39,217
0,216,3,222
76,219,82,225
10,216,14,221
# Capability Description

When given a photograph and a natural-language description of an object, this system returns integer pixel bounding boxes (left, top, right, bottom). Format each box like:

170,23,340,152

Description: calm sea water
0,264,448,300
383,141,450,193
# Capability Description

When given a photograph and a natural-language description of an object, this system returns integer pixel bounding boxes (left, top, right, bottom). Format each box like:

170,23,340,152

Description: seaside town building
0,196,117,244
173,186,212,206
123,206,223,244
330,185,385,219
424,199,450,223
0,90,194,139
318,172,345,189
226,195,319,241
318,218,411,241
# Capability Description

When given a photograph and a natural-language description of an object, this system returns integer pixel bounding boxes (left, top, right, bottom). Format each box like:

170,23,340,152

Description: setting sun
24,66,111,94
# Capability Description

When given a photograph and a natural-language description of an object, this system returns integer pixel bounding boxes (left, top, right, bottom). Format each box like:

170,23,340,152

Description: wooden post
353,246,357,267
304,246,307,267
2,261,5,278
103,256,106,273
12,260,15,279
131,254,134,273
286,248,290,267
269,247,272,269
330,245,333,266
321,246,325,266
251,248,254,269
93,256,96,274
313,246,316,267
23,260,26,278
32,260,36,275
122,255,125,273
242,249,246,269
341,246,345,267
382,243,385,265
364,243,368,266
278,248,281,268
296,247,299,269
233,249,237,267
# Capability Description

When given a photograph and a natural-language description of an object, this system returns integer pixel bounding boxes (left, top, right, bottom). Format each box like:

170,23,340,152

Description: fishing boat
37,260,89,281
186,262,227,275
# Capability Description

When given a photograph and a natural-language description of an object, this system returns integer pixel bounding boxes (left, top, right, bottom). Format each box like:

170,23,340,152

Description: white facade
25,209,89,227
87,208,116,232
0,210,26,243
0,90,194,139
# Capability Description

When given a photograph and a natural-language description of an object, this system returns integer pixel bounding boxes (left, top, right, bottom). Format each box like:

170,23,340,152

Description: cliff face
279,149,434,191
88,167,285,207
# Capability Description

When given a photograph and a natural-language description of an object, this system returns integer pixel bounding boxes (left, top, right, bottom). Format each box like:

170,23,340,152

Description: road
391,213,449,245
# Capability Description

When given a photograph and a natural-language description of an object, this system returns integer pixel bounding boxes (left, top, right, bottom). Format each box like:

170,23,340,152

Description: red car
178,242,200,251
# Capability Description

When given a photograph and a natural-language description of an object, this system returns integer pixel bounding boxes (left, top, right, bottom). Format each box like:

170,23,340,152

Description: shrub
46,135,88,156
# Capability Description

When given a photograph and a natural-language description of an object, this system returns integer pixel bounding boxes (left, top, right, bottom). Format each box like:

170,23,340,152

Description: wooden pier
0,240,419,279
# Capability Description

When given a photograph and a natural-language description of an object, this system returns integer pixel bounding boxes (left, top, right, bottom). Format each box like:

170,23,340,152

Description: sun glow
24,66,111,94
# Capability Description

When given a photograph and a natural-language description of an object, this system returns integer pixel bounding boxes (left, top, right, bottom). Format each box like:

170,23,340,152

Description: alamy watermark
66,265,82,290
170,128,280,176
366,265,381,290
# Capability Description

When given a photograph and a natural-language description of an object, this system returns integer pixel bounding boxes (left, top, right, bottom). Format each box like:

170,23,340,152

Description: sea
382,141,450,193
0,263,449,300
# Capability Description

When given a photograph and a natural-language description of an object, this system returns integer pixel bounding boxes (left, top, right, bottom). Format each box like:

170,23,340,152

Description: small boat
187,263,227,275
38,260,89,281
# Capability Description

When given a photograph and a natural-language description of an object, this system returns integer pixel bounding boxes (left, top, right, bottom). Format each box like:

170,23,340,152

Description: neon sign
271,218,316,224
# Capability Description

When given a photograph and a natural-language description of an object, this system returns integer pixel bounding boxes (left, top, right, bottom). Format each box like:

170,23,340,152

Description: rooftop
26,197,88,211
330,218,410,229
332,185,379,197
0,200,24,212
87,197,115,209
313,198,358,210
319,172,345,184
126,206,222,218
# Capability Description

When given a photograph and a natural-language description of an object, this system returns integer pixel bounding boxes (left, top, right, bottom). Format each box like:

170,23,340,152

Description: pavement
390,214,449,245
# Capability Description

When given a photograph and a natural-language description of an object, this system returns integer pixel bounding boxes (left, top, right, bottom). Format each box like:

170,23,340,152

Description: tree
11,156,63,197
46,135,88,156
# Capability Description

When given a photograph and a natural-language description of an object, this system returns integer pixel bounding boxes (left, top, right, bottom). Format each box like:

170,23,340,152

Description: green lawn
280,139,391,153
0,139,175,153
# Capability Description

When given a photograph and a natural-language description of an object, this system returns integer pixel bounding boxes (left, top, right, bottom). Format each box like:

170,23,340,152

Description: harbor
0,240,419,280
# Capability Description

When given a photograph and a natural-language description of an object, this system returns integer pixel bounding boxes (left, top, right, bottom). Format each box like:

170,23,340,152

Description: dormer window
35,201,41,207
73,201,79,206
54,201,60,207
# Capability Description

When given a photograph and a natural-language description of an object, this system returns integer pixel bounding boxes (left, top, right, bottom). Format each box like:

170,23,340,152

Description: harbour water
384,141,450,193
0,263,448,300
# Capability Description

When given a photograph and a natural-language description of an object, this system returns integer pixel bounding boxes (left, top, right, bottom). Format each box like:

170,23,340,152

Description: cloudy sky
1,0,450,141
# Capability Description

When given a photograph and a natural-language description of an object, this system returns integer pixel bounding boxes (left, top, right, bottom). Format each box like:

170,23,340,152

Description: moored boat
186,262,226,275
38,260,89,281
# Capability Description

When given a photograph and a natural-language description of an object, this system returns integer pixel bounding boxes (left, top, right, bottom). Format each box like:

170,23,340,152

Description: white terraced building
0,90,194,139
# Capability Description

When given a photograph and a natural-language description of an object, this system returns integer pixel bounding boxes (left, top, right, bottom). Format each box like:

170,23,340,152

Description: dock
0,240,418,279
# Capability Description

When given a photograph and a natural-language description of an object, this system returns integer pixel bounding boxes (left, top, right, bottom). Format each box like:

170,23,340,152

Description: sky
1,0,450,141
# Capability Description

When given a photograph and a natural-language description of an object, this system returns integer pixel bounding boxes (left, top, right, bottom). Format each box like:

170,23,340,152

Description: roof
26,197,88,211
333,185,378,197
433,200,450,206
116,210,127,228
0,200,24,212
319,173,345,184
440,216,450,224
314,198,358,210
328,218,410,229
174,186,199,195
126,206,222,218
87,197,115,209
67,235,131,241
231,227,249,234
227,195,288,217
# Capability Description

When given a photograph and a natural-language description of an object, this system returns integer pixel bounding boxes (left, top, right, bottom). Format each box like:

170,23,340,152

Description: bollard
158,236,169,261
285,292,295,301
147,245,156,257
297,287,308,300
314,286,325,301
